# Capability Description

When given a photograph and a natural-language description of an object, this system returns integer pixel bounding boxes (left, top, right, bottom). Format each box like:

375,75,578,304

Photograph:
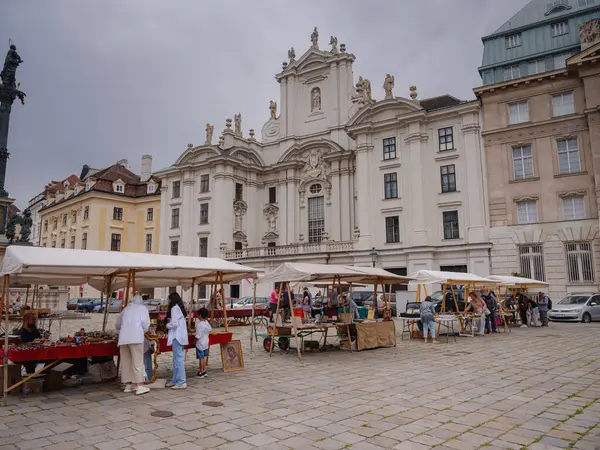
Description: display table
397,317,421,340
354,321,396,351
435,316,457,343
1,341,118,363
209,307,269,325
154,332,233,353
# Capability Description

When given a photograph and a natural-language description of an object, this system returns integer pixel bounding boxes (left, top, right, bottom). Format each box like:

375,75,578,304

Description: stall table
354,321,396,351
435,316,457,343
398,317,421,340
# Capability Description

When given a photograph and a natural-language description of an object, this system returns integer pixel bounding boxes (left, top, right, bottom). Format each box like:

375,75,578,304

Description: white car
232,296,269,309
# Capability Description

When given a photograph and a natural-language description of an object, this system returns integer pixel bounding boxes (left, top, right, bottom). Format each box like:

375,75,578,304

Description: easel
268,281,302,360
209,272,228,332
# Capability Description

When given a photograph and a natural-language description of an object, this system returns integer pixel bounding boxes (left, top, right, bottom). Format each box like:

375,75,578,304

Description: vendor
17,313,46,374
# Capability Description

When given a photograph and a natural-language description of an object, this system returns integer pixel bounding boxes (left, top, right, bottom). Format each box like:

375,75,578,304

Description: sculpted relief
580,19,600,44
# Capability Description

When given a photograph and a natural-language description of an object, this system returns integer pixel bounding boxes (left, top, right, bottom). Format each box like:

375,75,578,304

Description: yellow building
38,156,161,297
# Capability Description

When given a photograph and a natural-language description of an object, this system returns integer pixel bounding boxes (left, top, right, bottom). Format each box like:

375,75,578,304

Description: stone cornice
483,115,587,145
558,189,587,198
474,69,570,96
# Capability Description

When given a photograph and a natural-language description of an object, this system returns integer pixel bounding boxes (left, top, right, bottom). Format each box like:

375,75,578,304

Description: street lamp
369,247,378,268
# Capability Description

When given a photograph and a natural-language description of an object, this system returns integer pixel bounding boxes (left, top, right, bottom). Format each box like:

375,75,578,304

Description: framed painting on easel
220,340,244,372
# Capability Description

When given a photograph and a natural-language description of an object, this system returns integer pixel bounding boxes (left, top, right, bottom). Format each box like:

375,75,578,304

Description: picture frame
220,340,244,372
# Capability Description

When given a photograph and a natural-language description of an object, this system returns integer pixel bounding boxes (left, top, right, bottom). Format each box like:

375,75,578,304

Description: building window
60,238,65,249
172,181,181,199
578,0,595,6
235,183,243,201
115,184,124,193
516,200,538,224
70,235,75,249
385,216,400,244
234,241,243,250
113,207,123,221
171,208,180,229
554,53,570,69
566,242,594,283
72,212,77,224
200,174,210,193
440,165,456,193
512,145,534,180
508,101,529,124
62,215,67,226
557,138,580,174
528,59,545,75
308,196,325,243
310,184,322,194
551,21,569,37
111,233,121,251
52,241,56,248
145,234,152,252
384,173,398,199
269,186,277,203
563,196,585,220
82,232,87,250
438,127,454,151
506,33,521,49
442,211,460,240
83,206,89,220
147,184,155,194
44,220,48,232
53,217,57,230
519,245,545,281
552,92,574,116
200,203,209,224
146,208,154,221
198,285,207,298
504,65,521,81
382,137,396,160
170,240,178,256
199,237,208,257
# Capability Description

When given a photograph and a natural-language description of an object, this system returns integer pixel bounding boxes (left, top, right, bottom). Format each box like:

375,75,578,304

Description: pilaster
405,123,427,247
462,120,487,244
180,175,195,256
355,145,373,250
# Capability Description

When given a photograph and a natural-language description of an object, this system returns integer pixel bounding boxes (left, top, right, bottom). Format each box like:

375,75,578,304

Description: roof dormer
113,179,125,194
545,0,572,15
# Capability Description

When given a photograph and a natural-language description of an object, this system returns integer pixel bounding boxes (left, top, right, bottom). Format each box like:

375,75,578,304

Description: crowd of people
419,288,551,341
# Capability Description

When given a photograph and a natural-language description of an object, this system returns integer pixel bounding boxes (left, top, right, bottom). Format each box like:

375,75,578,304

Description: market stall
485,275,548,327
0,246,258,404
256,263,412,360
406,270,499,338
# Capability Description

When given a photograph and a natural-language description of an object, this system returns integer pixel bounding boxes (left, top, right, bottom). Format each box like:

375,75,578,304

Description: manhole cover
150,410,174,418
202,401,223,407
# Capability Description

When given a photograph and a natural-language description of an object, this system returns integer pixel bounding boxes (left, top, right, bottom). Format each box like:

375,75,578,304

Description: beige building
38,156,161,297
476,10,600,297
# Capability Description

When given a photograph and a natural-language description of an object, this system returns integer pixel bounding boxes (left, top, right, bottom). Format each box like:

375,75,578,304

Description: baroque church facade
156,29,491,298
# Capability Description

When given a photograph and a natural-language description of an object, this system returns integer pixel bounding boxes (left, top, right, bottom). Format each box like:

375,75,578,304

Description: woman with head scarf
116,294,151,395
165,292,188,389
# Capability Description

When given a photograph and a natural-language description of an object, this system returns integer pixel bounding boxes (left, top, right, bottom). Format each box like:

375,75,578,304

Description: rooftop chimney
140,155,152,182
117,159,128,168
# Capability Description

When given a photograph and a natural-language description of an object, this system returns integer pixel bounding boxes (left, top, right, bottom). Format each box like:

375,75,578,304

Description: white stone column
355,144,373,250
405,123,427,247
180,173,195,256
462,118,487,244
286,169,296,243
159,184,169,255
339,162,350,241
281,78,289,137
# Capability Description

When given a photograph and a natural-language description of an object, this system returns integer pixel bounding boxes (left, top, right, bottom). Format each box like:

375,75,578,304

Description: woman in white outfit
165,292,189,389
116,295,151,395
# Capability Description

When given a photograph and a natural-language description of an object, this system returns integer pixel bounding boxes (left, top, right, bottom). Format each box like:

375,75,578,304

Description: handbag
484,307,491,316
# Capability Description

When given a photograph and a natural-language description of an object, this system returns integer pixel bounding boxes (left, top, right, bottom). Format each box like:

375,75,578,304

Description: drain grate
150,410,174,418
202,401,224,407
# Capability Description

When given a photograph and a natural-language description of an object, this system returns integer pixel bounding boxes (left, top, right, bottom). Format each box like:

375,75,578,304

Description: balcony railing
222,240,355,260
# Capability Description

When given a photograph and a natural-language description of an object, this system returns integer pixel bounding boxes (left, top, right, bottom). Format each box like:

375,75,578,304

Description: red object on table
156,332,232,353
1,341,119,363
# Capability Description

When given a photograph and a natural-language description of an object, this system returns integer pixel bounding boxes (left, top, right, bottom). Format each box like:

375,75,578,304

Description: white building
156,29,491,299
27,191,45,246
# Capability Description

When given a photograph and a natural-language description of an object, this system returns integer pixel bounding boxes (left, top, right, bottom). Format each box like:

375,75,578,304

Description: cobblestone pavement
1,318,599,450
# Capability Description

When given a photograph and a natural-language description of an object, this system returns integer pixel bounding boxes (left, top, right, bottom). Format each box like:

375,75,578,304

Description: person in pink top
269,288,278,322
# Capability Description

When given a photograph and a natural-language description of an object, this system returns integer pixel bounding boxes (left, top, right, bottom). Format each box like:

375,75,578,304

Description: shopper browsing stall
116,295,151,395
195,307,211,378
166,292,188,389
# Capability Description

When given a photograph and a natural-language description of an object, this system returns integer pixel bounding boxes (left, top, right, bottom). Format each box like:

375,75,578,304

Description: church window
383,138,396,160
235,183,243,201
308,196,325,243
269,186,277,204
309,184,322,194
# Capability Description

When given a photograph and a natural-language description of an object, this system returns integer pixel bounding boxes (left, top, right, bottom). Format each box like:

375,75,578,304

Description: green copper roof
490,0,597,37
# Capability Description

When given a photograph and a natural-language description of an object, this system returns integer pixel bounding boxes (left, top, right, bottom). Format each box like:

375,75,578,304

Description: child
195,307,211,378
143,337,154,383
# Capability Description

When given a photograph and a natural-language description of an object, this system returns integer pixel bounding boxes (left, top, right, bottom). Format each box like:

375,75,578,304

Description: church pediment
228,147,265,167
175,145,221,166
346,98,424,132
567,40,600,67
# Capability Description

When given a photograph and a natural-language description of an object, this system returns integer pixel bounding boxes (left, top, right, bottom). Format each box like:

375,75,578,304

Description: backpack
547,297,552,310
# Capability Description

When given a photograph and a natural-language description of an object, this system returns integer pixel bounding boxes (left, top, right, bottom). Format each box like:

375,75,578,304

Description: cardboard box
43,370,63,392
0,364,22,394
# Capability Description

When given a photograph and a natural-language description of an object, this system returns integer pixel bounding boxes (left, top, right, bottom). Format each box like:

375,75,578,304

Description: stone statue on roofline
329,36,338,53
269,100,277,120
288,47,295,63
1,44,23,87
205,123,214,145
234,113,242,136
310,27,319,47
383,74,395,99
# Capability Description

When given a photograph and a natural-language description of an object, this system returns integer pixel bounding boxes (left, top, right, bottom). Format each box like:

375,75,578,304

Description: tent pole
3,274,10,407
220,272,228,332
31,285,37,310
288,281,302,361
131,270,136,299
442,284,447,313
24,285,30,307
250,282,257,353
102,276,113,332
123,270,132,310
269,282,284,357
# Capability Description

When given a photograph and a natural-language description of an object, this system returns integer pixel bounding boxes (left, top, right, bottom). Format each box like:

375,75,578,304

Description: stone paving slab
1,318,599,449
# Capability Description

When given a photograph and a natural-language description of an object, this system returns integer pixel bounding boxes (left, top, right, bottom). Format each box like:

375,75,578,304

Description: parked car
95,299,123,313
76,298,105,313
67,298,90,310
232,296,269,309
549,294,600,323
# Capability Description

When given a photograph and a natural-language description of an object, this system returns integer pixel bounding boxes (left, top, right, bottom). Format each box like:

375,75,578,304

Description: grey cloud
1,0,528,209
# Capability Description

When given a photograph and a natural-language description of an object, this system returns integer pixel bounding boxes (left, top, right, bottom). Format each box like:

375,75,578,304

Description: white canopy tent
485,275,548,289
408,270,498,286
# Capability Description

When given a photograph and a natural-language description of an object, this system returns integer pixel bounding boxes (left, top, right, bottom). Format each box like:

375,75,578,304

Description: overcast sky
2,0,528,209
